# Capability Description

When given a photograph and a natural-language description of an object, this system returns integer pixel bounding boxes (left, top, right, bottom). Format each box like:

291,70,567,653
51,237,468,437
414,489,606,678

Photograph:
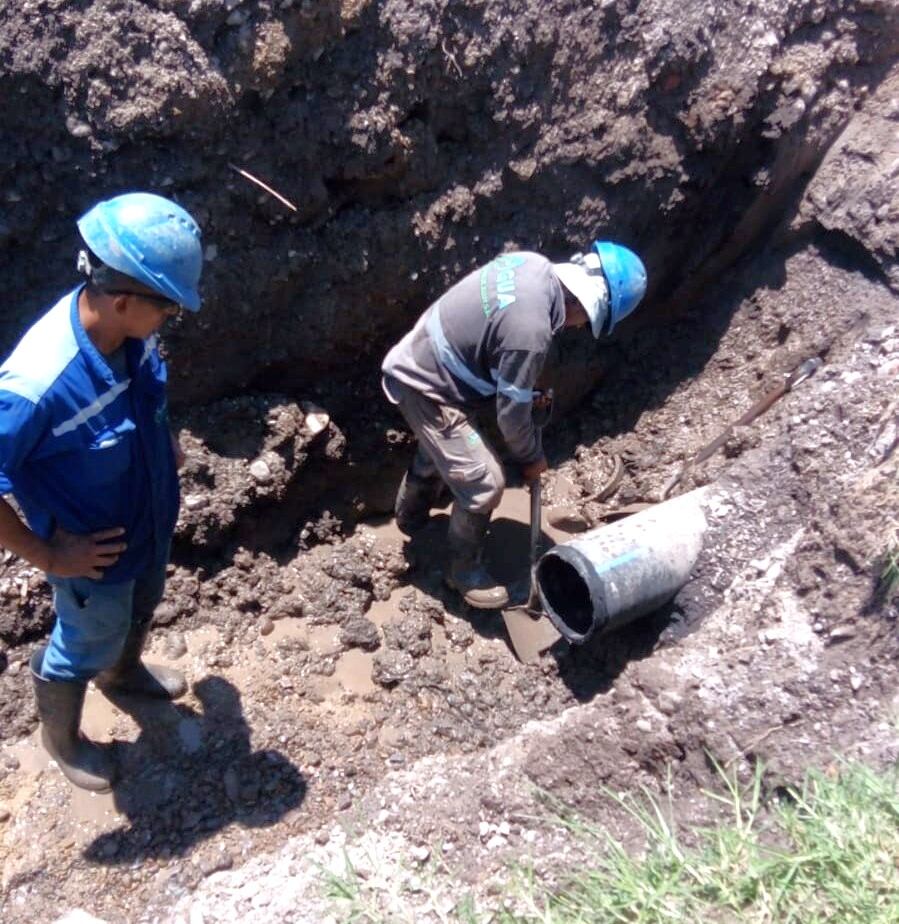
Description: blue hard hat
77,192,203,311
592,241,647,332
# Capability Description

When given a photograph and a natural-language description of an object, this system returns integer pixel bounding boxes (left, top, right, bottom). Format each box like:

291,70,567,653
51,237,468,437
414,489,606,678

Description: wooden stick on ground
228,163,298,212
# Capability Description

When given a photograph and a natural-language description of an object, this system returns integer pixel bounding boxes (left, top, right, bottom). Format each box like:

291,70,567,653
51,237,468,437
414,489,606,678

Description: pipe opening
537,554,594,640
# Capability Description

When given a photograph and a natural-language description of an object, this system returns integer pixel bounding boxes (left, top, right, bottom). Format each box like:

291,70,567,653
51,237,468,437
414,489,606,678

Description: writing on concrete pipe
535,488,709,645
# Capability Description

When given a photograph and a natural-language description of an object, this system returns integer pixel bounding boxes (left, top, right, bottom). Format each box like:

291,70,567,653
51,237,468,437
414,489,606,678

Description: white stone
53,913,108,924
249,459,273,484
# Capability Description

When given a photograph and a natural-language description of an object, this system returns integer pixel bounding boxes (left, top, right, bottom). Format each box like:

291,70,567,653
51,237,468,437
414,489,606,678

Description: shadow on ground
84,676,306,865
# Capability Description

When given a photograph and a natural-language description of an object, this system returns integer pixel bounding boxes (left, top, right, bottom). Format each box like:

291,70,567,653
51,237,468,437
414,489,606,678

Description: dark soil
0,2,897,921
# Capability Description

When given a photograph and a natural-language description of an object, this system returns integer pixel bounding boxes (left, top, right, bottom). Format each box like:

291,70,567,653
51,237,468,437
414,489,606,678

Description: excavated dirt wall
0,0,896,403
0,0,896,651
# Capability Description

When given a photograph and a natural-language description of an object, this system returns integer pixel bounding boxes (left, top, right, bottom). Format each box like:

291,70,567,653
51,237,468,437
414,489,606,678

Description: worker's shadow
83,676,306,865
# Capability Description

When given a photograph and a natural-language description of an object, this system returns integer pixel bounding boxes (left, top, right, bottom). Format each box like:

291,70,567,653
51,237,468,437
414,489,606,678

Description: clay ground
0,236,896,922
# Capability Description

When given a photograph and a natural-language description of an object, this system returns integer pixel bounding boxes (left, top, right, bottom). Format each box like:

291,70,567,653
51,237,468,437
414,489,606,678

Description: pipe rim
535,545,605,644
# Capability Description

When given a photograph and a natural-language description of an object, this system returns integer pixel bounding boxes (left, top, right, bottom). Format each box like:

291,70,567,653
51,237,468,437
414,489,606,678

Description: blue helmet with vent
77,192,203,311
592,241,646,332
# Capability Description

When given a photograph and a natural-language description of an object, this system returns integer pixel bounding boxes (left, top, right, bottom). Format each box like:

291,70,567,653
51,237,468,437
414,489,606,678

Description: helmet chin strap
76,249,93,278
77,248,174,306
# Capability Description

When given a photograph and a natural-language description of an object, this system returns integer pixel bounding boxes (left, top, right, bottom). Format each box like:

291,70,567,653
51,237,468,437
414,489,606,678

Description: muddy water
363,484,568,573
0,481,573,841
4,686,131,827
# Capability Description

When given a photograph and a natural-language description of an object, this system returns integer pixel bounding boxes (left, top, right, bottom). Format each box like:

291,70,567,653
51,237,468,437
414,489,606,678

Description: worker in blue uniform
0,193,204,791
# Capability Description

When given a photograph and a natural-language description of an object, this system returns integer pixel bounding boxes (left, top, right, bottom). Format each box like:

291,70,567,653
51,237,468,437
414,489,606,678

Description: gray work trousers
388,378,505,514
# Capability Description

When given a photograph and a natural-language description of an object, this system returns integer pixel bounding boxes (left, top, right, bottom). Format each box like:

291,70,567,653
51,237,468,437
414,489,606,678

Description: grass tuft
880,545,899,601
321,762,899,923
503,760,899,924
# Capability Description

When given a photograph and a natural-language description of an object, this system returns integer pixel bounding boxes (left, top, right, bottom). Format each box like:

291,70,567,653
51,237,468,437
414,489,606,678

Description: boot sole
42,734,116,793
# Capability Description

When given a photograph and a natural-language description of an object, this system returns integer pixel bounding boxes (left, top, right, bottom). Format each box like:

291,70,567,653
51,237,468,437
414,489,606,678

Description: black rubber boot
95,620,187,700
444,506,510,609
30,646,116,793
395,468,445,536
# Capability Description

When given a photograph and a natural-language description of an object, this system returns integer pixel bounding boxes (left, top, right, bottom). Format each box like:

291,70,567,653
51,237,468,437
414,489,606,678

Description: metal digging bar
662,356,822,500
501,390,565,662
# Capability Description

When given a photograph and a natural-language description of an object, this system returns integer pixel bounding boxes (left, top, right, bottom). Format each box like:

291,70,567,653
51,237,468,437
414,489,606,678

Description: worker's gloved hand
521,456,548,483
45,526,128,579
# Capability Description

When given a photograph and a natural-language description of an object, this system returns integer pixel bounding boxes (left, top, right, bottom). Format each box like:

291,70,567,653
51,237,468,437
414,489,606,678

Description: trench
0,2,897,918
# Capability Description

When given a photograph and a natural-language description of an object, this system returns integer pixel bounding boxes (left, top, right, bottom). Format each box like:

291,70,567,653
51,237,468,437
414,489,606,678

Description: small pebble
198,851,233,877
167,634,188,659
658,691,682,716
249,459,273,484
828,624,856,642
411,845,430,863
259,616,275,636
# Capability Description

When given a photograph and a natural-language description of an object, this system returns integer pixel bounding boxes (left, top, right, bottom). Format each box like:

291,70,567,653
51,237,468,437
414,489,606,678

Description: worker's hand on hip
45,526,127,579
521,456,548,483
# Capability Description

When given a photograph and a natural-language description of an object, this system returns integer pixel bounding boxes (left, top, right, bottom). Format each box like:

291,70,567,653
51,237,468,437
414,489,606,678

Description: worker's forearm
0,496,50,571
497,399,543,463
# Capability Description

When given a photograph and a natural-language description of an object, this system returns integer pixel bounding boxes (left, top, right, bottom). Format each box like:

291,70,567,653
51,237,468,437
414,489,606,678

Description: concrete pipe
535,488,709,645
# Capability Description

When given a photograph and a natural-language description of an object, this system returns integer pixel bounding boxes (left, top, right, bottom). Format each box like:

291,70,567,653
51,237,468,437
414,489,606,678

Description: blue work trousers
40,560,168,682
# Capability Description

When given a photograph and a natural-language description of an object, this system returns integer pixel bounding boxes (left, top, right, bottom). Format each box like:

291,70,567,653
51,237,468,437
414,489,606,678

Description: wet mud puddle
0,483,571,856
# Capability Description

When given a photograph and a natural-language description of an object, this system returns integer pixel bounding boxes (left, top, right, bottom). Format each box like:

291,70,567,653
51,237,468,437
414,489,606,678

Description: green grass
880,546,899,602
321,761,899,924
504,761,899,924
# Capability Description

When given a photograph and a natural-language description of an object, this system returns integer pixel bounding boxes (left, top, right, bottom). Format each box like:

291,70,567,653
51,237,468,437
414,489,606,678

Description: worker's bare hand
46,526,127,579
522,457,549,483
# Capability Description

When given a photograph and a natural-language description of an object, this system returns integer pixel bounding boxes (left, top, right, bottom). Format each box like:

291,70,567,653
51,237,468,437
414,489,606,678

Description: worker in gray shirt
382,242,647,609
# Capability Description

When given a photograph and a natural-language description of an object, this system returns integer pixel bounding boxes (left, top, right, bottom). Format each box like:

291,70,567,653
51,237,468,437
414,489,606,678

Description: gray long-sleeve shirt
382,252,565,464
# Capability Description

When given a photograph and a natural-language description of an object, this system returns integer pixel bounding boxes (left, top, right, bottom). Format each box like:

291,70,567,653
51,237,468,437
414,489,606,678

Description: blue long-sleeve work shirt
0,287,180,582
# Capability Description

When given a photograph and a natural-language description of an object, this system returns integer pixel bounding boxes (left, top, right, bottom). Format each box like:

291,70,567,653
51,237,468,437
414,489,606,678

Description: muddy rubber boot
395,468,445,536
95,621,187,700
444,507,510,609
30,646,116,793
